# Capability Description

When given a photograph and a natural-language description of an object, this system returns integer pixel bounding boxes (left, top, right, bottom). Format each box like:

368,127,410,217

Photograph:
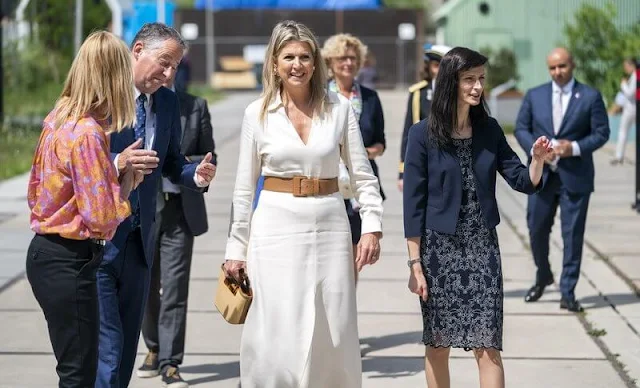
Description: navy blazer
514,80,609,193
171,90,216,237
358,85,386,198
403,117,537,238
106,87,199,266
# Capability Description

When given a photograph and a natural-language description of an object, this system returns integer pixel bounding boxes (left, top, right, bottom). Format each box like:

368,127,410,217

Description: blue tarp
195,0,380,10
123,1,177,46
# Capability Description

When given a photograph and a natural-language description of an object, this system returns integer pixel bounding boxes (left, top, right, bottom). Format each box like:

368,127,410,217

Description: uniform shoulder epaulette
408,80,428,93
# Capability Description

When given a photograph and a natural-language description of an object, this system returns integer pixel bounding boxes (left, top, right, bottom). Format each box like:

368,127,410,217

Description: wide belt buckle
292,176,319,197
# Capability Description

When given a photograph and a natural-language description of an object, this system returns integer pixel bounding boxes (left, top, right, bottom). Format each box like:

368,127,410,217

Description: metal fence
174,8,425,90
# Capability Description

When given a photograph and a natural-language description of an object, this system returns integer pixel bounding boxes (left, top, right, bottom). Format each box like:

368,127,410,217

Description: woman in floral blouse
26,31,138,387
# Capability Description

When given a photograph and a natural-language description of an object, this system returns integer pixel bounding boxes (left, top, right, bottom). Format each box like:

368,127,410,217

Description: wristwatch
407,258,421,268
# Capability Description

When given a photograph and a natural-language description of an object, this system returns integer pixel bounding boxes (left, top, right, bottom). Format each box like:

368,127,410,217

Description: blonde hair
54,31,135,133
260,20,328,123
321,33,368,78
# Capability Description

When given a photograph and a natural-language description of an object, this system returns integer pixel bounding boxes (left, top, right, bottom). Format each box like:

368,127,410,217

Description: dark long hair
427,47,489,148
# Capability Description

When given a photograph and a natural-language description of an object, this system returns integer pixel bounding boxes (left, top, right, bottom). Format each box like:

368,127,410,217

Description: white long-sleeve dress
225,90,383,388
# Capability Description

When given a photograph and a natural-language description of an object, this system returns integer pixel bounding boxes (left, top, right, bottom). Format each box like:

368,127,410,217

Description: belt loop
292,176,304,197
164,192,169,201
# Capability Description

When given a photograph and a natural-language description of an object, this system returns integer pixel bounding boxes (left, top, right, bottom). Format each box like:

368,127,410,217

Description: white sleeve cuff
224,239,248,262
114,154,121,175
360,214,382,236
571,141,581,156
194,172,209,187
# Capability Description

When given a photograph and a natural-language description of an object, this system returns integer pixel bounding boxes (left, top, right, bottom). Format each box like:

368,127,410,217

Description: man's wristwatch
407,258,421,268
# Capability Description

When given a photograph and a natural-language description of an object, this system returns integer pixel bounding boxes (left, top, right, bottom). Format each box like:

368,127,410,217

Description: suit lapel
177,92,188,144
557,81,580,137
152,91,164,152
543,83,555,137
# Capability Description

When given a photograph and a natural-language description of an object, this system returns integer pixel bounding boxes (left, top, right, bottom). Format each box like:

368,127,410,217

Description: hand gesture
223,260,247,283
553,139,573,159
133,169,144,189
195,152,216,186
408,267,428,301
366,143,385,160
117,139,159,175
355,232,382,272
118,161,136,200
532,136,554,162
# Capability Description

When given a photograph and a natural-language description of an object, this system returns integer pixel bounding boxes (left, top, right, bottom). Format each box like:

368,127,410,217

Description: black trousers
142,194,194,369
26,234,104,388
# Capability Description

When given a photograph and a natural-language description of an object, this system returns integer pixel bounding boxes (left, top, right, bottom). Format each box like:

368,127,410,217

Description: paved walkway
0,91,638,387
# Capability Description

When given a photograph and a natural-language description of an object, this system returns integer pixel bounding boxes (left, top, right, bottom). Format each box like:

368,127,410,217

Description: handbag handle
220,263,251,295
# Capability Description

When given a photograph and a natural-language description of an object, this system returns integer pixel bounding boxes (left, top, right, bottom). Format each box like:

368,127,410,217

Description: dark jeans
142,194,194,369
26,233,104,388
96,228,150,388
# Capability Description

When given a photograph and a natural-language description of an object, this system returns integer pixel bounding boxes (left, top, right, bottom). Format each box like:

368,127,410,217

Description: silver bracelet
407,258,421,268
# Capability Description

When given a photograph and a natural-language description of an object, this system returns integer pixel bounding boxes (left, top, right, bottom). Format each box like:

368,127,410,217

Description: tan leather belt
263,176,339,197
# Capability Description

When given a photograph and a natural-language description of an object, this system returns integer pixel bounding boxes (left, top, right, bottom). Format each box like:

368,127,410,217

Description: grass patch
0,124,41,181
5,82,61,118
587,328,608,337
0,82,59,182
187,84,225,105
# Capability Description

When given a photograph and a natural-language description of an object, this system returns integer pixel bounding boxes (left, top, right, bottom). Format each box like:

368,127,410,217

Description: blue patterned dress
420,138,503,350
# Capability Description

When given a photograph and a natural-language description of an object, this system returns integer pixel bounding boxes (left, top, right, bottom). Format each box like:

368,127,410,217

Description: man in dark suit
137,73,216,387
515,47,610,312
96,23,217,387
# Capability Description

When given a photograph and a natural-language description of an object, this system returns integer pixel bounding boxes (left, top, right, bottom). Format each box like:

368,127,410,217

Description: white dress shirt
551,78,581,158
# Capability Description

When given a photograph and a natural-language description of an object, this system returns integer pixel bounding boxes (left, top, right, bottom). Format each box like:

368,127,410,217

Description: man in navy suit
515,47,609,312
96,23,216,387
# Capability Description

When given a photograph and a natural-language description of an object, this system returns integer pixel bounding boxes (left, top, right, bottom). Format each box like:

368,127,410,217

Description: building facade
433,0,640,92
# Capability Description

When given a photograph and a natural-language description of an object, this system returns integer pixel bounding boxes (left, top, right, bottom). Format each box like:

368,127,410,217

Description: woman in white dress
612,57,637,165
223,20,384,388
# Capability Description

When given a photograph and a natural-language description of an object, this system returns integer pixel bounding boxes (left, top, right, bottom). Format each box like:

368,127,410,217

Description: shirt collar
552,78,575,94
267,91,284,112
134,88,152,106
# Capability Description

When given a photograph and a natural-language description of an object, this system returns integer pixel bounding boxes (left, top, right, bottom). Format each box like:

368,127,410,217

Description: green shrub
0,123,42,181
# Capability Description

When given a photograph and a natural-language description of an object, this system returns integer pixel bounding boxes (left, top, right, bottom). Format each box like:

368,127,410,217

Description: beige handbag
214,264,253,324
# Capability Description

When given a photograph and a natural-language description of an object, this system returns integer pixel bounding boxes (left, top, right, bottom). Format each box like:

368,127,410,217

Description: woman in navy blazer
323,34,386,279
403,47,552,387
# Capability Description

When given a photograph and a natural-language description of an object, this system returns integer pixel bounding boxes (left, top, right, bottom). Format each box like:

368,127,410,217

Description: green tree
480,46,520,93
28,0,111,57
564,2,640,104
3,0,110,118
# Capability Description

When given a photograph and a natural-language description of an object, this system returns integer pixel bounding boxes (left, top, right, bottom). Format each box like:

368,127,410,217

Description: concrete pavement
0,90,638,387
